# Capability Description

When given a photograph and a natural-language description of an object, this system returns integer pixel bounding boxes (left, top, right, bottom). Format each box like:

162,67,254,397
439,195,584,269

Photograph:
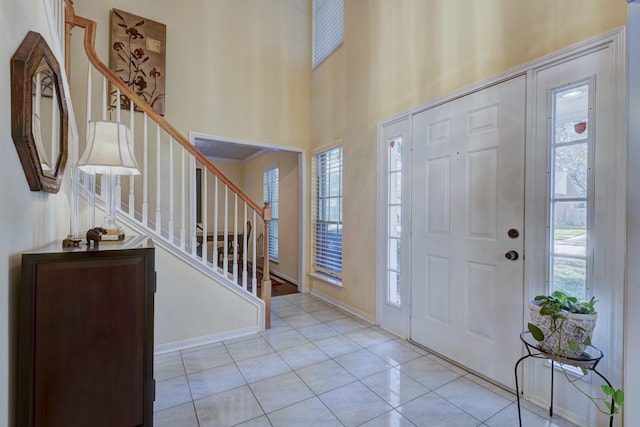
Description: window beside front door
548,82,592,301
386,136,402,306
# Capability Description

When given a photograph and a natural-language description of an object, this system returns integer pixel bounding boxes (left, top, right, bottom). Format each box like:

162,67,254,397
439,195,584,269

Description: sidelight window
548,82,592,301
386,136,402,306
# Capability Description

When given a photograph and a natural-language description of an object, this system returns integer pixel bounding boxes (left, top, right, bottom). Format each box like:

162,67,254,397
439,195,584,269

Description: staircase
63,3,274,329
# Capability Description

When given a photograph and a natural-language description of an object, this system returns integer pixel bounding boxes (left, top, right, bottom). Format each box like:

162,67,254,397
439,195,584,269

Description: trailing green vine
527,291,624,416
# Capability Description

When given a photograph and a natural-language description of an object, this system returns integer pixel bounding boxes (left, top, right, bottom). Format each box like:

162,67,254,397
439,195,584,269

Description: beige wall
309,0,627,316
154,244,259,345
72,0,310,150
244,150,300,282
210,150,301,283
0,0,72,424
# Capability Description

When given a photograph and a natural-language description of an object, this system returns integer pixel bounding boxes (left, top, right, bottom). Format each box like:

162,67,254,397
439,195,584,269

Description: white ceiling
194,137,269,163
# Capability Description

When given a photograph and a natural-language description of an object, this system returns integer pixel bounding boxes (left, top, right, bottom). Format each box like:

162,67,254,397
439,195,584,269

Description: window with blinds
263,167,279,261
312,146,343,280
312,0,344,69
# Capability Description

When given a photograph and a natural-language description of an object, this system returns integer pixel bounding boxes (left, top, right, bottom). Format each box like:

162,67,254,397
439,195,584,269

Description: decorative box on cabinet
18,236,156,427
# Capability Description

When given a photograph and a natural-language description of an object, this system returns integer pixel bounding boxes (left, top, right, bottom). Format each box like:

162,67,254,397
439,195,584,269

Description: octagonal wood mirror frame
11,31,68,193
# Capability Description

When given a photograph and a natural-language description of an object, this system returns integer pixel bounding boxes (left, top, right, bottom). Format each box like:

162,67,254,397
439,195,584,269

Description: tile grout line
157,293,565,426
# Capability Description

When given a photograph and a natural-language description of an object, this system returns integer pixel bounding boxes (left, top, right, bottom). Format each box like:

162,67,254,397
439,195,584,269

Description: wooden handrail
69,14,264,216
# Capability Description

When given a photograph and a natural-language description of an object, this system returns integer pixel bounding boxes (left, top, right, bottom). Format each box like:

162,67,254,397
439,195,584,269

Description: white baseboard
308,289,377,325
154,326,258,354
154,289,374,355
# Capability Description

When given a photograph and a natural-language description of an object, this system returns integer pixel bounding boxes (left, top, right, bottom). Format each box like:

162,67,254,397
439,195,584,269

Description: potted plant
528,291,597,357
527,291,624,415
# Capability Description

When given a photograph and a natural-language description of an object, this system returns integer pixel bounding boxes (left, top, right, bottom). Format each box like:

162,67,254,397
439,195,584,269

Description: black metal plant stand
514,331,615,427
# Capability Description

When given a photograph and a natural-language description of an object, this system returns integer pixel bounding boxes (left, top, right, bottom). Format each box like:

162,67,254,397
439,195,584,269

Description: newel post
262,202,272,329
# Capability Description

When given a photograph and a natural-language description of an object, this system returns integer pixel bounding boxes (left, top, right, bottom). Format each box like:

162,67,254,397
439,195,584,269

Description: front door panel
410,76,526,387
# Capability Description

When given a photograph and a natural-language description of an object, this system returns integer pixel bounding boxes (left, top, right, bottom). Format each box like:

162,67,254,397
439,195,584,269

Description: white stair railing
67,10,273,327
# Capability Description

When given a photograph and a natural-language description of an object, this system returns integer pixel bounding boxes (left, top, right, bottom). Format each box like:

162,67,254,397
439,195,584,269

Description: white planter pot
528,301,597,357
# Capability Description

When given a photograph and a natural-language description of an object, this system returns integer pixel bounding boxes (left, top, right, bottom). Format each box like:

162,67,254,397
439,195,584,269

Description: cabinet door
32,256,147,427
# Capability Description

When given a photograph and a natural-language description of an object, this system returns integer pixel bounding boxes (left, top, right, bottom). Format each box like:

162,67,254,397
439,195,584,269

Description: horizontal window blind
264,167,279,260
312,0,344,69
312,146,343,278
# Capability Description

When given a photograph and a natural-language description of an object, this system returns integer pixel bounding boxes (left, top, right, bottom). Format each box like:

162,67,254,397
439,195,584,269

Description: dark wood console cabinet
18,236,155,427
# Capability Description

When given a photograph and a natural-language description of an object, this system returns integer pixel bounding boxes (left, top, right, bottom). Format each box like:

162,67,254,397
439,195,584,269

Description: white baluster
116,88,121,119
142,113,148,226
86,64,95,228
155,125,162,234
190,157,197,256
242,202,247,290
233,194,238,283
223,185,228,273
180,147,186,248
115,89,122,210
129,104,135,216
58,0,64,45
101,75,107,120
169,137,174,241
252,209,257,296
202,171,208,264
213,175,219,266
94,74,106,228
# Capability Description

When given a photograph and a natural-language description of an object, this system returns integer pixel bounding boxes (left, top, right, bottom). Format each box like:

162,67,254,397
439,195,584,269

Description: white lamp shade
78,120,141,176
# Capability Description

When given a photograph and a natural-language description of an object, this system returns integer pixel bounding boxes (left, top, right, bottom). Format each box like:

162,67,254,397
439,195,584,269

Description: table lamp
78,120,141,239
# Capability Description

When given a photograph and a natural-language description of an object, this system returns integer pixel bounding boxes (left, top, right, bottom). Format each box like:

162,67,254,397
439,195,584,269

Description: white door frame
527,40,626,425
188,132,308,292
626,4,640,426
376,116,412,338
376,29,625,421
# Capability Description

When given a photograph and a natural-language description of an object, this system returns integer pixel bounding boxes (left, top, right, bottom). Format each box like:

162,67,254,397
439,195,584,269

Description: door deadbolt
505,250,519,261
508,229,519,239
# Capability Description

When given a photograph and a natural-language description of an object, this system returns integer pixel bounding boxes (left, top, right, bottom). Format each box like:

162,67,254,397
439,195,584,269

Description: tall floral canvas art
109,9,166,115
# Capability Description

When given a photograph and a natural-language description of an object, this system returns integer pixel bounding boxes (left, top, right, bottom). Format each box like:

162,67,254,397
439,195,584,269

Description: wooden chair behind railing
218,220,252,269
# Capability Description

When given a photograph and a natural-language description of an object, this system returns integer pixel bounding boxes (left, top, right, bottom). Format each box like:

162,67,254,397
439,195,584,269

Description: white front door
410,76,526,387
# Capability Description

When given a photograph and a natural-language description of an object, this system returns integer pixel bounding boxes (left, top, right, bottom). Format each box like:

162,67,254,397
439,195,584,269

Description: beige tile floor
153,293,578,427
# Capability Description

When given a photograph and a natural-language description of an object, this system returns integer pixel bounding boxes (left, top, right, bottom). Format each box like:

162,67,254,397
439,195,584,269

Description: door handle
505,250,519,261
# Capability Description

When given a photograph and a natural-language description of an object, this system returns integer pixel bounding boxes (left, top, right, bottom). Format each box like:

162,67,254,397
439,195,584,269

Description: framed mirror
11,31,68,193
